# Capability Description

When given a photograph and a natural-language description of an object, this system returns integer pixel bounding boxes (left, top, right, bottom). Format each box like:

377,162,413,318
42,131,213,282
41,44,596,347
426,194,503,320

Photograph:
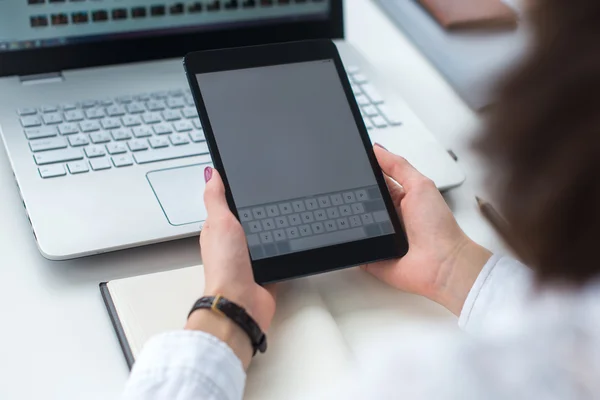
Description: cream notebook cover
101,265,455,399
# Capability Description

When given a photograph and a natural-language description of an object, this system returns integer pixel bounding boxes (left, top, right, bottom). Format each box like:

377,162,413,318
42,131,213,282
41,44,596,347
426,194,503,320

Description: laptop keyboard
18,66,403,179
239,185,394,259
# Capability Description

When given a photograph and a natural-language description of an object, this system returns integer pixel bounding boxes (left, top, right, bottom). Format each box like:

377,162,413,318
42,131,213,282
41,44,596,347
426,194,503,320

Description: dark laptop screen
0,1,330,53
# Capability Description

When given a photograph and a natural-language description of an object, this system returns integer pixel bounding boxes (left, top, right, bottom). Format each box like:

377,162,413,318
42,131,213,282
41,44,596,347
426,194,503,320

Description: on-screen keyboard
240,185,394,259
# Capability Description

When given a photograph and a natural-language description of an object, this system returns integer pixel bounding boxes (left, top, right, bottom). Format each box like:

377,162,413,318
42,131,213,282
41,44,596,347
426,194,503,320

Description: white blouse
122,255,600,399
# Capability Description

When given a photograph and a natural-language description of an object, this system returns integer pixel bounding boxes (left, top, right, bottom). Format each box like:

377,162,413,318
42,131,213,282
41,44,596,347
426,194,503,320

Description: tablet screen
196,60,394,260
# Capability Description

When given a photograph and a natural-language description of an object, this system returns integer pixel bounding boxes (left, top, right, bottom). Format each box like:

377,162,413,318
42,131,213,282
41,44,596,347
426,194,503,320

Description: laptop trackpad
147,163,212,226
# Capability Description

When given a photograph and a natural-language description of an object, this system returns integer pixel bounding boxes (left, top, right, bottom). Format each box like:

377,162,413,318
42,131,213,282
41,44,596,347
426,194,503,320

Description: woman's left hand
186,166,276,368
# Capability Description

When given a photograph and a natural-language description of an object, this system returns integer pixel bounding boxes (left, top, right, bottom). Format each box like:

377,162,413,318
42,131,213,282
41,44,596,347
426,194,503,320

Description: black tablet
184,39,408,284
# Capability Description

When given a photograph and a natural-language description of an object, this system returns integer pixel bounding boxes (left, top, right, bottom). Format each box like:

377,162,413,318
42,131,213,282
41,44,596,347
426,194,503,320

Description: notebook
101,265,455,399
418,0,518,30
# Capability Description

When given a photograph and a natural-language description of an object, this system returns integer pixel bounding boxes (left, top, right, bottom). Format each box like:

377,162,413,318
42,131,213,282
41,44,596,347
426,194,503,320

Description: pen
476,196,531,262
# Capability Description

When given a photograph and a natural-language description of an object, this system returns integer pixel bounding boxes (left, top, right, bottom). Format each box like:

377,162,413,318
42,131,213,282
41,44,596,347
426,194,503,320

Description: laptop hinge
19,72,64,85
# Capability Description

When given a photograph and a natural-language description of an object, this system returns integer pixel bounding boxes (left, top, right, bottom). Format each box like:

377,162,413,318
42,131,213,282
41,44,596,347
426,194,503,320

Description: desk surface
0,2,506,399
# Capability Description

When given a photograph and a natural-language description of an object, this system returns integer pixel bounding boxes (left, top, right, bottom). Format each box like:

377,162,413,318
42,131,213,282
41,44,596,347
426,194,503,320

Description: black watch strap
188,295,267,356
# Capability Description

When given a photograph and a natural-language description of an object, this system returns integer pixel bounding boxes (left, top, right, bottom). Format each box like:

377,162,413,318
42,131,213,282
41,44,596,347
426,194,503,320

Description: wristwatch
188,295,267,355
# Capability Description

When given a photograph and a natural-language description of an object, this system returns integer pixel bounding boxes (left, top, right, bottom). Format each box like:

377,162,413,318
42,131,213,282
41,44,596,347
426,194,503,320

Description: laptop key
85,108,105,119
81,100,97,108
100,118,121,130
61,103,78,111
111,128,132,141
90,131,111,144
361,84,384,104
58,123,79,135
41,105,58,113
189,130,205,143
351,73,368,84
151,91,168,99
135,93,151,102
146,100,166,111
116,95,133,104
68,135,90,147
112,154,134,168
67,161,89,174
128,140,149,152
106,105,126,117
362,105,378,117
18,108,38,116
122,115,141,127
126,102,145,114
106,142,127,155
182,107,198,119
377,104,402,126
80,120,101,133
355,94,370,106
38,164,66,178
90,158,112,171
371,116,388,128
34,148,83,165
153,123,173,135
133,143,209,164
149,136,169,149
170,133,190,146
84,146,106,158
174,120,193,132
162,110,181,121
29,137,68,152
132,126,153,138
142,112,162,124
65,110,85,122
21,116,42,128
166,97,185,109
24,126,57,140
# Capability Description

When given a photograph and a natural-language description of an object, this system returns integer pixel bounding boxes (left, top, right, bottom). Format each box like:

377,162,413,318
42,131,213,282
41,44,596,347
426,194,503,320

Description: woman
122,0,600,398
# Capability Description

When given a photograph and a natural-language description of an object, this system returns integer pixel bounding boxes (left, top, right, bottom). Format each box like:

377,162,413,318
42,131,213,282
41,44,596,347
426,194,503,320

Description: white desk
0,2,506,399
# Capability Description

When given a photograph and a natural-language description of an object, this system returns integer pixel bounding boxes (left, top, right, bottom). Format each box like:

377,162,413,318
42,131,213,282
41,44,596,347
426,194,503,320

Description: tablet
184,39,408,284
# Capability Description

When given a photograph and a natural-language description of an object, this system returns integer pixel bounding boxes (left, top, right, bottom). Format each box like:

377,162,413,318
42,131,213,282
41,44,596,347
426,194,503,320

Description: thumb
374,145,425,192
203,167,231,219
361,259,400,285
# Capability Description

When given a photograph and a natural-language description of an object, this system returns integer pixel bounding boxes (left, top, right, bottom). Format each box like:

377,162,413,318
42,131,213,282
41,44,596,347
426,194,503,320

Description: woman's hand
363,145,492,315
186,166,276,369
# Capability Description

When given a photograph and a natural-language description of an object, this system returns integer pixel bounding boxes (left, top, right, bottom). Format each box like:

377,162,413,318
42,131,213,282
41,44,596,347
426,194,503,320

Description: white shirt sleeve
122,255,535,400
122,331,246,400
458,254,533,335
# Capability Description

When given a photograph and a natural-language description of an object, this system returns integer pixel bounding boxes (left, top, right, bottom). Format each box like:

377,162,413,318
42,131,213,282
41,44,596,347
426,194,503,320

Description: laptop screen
0,1,330,53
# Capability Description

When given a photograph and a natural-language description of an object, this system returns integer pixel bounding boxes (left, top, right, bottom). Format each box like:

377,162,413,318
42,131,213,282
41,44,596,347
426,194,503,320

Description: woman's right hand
363,145,492,315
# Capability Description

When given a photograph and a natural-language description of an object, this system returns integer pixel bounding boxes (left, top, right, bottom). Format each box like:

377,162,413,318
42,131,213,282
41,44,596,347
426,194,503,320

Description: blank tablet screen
196,60,394,260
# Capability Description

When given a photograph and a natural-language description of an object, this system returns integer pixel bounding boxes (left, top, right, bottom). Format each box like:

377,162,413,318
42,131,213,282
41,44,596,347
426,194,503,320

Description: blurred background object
374,0,530,110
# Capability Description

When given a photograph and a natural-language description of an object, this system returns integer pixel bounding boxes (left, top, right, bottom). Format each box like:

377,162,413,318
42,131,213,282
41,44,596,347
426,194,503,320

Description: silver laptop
0,0,464,260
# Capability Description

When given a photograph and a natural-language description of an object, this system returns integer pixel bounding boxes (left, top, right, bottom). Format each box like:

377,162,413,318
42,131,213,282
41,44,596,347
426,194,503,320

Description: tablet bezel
184,39,408,284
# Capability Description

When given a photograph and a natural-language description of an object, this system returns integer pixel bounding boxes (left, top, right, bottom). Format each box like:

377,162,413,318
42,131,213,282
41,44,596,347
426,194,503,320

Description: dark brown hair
476,0,600,285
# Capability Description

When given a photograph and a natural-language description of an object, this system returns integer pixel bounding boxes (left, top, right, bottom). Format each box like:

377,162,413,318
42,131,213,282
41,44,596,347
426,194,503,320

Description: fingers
203,167,232,220
374,145,429,191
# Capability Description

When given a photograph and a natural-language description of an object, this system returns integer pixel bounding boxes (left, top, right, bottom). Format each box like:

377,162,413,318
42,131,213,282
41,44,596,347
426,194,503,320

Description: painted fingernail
204,166,213,183
374,143,388,151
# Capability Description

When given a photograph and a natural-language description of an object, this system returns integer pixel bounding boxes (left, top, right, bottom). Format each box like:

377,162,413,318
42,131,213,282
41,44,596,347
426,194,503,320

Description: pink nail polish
374,143,388,151
204,166,213,183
